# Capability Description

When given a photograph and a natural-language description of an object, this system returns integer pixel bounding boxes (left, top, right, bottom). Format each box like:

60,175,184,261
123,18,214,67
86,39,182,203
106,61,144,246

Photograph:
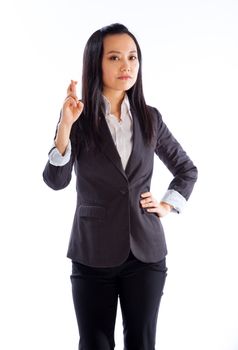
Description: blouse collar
102,93,131,118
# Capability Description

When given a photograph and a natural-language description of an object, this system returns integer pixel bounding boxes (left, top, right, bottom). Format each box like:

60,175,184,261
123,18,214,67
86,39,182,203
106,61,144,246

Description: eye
130,56,137,60
109,56,120,61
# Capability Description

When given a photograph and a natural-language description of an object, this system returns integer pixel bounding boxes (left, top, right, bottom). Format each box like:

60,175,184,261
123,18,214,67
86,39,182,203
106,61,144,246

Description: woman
43,23,198,350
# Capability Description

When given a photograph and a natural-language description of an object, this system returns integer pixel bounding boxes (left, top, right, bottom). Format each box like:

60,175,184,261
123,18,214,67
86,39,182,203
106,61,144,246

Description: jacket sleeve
153,107,198,201
48,140,72,166
42,119,79,191
42,152,75,190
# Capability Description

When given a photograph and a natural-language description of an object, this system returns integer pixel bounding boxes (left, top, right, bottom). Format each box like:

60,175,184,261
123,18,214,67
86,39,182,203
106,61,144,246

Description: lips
118,76,132,80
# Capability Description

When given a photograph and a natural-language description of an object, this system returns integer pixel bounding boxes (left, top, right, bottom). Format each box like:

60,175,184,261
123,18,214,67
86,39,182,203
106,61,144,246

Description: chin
117,81,134,89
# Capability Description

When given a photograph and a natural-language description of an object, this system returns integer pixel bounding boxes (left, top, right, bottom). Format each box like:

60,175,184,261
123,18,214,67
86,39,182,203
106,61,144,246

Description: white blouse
102,93,132,170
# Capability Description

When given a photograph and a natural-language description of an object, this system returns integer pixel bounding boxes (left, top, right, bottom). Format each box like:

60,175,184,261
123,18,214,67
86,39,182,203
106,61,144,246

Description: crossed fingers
65,80,79,105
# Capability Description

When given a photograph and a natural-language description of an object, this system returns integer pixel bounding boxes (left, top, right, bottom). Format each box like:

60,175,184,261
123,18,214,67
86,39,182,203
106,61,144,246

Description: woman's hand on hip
140,192,173,218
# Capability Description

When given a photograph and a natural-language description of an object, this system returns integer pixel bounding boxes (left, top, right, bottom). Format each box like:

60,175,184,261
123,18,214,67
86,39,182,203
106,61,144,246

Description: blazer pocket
78,205,106,219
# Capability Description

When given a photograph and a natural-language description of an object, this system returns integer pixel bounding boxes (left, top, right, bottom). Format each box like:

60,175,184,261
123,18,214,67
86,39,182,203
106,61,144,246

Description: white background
0,0,238,349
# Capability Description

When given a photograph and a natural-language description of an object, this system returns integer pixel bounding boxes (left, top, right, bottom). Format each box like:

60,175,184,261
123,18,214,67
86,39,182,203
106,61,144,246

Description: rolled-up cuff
48,140,72,166
161,189,187,214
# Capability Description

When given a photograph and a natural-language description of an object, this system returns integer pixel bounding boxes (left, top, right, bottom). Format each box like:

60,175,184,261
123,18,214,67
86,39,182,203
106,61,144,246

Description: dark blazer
43,106,198,267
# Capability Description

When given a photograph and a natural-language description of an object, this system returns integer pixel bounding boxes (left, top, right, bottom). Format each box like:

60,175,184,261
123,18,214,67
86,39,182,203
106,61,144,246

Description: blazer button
120,189,128,195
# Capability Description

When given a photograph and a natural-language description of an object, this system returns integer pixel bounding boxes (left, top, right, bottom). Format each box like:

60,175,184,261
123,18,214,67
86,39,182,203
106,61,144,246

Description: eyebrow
106,50,137,55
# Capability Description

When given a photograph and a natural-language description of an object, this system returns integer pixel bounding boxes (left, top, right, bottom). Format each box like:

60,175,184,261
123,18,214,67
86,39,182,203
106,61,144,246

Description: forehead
103,34,137,53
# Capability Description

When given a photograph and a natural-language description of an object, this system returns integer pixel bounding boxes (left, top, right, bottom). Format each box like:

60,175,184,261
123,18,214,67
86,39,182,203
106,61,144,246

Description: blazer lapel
100,116,127,179
125,107,142,176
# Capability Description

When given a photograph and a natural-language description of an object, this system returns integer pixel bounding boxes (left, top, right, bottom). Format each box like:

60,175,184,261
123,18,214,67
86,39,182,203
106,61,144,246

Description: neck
102,89,125,116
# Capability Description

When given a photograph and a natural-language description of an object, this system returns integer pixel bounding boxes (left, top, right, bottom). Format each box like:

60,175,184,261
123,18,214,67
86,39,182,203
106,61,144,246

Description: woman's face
102,34,140,94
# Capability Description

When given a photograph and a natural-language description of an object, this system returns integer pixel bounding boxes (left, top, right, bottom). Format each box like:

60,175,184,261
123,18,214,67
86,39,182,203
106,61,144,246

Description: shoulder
146,104,163,127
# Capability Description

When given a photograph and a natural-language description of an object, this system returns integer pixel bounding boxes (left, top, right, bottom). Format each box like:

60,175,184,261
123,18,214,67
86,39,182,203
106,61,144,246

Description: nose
120,59,131,72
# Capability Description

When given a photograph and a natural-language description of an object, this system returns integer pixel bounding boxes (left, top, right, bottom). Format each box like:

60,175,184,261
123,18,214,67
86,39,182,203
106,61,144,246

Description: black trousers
70,251,167,350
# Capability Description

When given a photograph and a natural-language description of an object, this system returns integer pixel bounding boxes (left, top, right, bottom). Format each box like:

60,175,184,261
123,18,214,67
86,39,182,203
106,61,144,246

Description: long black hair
79,23,154,148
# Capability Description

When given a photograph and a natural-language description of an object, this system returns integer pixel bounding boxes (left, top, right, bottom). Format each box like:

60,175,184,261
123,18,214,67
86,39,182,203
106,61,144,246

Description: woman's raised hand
60,80,84,126
54,81,84,155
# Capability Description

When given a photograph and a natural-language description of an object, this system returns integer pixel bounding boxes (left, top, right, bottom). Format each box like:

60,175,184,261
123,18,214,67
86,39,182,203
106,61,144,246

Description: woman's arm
42,81,84,190
154,107,198,201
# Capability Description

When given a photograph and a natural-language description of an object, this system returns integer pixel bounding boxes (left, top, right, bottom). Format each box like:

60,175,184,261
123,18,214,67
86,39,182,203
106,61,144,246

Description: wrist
54,123,72,156
160,201,173,212
58,120,73,131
